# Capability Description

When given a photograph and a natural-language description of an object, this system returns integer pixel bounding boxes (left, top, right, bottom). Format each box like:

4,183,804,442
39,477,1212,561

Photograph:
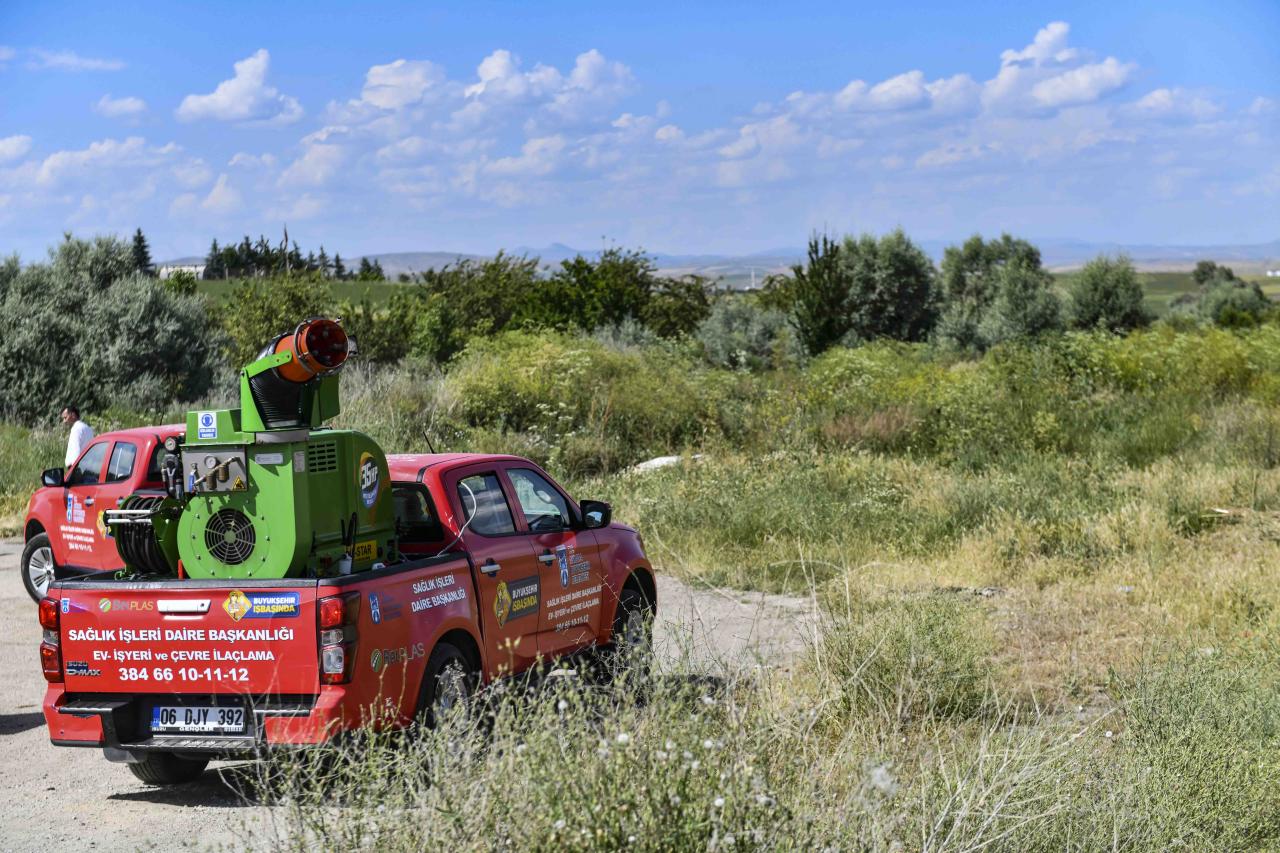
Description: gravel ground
0,539,816,852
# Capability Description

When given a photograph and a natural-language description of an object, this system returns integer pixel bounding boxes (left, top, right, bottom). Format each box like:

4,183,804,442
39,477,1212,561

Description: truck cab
22,425,184,601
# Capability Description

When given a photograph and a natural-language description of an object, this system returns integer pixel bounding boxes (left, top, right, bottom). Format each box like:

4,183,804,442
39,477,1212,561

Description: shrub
0,237,217,424
219,275,333,366
696,297,801,371
819,593,995,726
1067,254,1152,333
975,260,1063,347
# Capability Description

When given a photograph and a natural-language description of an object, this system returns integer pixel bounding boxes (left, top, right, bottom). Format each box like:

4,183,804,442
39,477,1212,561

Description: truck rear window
106,442,137,483
457,473,516,536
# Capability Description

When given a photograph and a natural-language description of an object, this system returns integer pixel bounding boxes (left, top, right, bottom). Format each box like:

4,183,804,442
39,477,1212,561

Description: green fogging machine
106,318,396,580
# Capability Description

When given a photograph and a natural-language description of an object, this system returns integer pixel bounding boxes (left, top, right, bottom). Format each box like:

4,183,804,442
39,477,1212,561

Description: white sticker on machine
293,451,306,473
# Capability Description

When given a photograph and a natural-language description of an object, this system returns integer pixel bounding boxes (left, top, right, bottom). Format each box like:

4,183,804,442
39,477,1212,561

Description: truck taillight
39,599,61,682
318,596,346,629
318,593,358,685
39,598,59,630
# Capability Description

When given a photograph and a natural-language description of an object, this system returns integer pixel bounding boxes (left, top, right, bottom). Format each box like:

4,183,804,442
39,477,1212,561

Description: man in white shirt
62,405,94,468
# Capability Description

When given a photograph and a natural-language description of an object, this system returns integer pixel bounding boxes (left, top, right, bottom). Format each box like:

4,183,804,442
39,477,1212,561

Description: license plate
151,705,246,734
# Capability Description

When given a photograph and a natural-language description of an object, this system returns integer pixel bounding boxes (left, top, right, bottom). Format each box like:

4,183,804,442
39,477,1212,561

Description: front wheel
599,587,655,683
127,752,210,785
21,533,55,603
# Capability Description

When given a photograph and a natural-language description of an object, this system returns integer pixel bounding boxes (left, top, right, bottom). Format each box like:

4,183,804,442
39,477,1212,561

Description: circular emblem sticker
370,648,384,673
98,597,112,613
359,452,381,509
493,581,512,627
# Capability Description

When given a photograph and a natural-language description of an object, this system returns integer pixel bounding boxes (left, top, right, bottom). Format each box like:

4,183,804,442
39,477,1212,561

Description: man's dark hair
62,405,79,419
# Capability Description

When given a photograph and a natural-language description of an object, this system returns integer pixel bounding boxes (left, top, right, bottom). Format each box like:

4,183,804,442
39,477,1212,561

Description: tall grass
247,608,1280,851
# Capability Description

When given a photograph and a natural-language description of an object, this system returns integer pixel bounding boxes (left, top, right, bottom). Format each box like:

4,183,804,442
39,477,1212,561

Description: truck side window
393,484,445,545
145,443,167,482
457,473,516,536
106,442,138,483
508,468,571,532
67,442,109,486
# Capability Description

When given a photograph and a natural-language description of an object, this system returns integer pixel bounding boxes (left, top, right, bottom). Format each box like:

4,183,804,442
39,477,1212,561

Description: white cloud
176,49,302,125
1133,88,1221,120
36,136,149,185
228,152,278,169
270,193,327,220
201,174,241,213
1000,21,1077,67
171,159,213,188
983,22,1131,112
484,135,567,176
0,135,32,163
1031,57,1134,108
454,48,633,128
655,124,684,143
1247,96,1275,116
358,59,446,109
94,94,147,119
28,49,124,72
916,142,996,169
279,144,345,187
0,46,15,64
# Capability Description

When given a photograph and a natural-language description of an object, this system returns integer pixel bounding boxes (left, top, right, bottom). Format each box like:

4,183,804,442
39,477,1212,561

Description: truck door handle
84,498,95,506
538,550,555,565
480,559,501,576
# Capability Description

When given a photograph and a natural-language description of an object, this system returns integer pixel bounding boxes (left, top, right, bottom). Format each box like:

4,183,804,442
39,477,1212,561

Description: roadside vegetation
5,230,1280,847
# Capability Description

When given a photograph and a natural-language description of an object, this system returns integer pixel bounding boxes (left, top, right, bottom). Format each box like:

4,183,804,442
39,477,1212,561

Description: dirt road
0,539,815,852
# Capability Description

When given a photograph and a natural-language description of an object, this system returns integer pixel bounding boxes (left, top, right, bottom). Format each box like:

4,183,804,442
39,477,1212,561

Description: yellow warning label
353,540,376,562
231,476,247,491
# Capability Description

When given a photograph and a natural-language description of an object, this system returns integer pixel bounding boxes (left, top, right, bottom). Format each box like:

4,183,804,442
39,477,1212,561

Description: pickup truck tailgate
57,585,319,695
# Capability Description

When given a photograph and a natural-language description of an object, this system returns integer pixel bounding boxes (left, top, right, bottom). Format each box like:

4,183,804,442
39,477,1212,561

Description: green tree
786,234,850,356
0,236,215,423
1199,280,1272,327
533,248,658,331
50,232,135,291
975,259,1063,347
131,228,154,276
640,275,713,338
220,275,333,366
839,228,939,343
162,269,199,296
415,253,541,361
205,239,225,279
1068,255,1152,333
1192,260,1237,287
937,234,1043,350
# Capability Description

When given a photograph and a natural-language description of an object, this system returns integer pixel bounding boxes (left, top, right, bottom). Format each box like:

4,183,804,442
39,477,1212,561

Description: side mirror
580,500,611,530
41,467,65,488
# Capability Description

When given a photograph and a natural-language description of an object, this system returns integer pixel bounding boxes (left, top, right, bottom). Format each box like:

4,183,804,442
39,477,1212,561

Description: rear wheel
127,752,210,786
21,533,55,603
417,642,476,728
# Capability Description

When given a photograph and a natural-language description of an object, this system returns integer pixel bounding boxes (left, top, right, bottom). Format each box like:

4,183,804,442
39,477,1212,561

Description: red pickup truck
22,425,185,602
38,451,656,786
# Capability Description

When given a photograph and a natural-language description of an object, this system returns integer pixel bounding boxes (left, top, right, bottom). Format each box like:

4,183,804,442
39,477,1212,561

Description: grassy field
6,322,1280,848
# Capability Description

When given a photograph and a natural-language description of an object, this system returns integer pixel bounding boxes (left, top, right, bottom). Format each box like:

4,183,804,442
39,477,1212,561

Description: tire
21,533,56,603
602,587,655,682
417,642,476,728
127,752,210,785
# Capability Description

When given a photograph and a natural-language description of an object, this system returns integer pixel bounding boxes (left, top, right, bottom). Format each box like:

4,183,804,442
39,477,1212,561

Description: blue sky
1,0,1276,261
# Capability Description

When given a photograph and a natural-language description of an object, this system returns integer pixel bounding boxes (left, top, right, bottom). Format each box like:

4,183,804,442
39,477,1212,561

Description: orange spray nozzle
274,318,349,383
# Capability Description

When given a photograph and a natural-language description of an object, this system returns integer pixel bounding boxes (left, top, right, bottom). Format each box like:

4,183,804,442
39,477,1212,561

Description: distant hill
163,238,1280,287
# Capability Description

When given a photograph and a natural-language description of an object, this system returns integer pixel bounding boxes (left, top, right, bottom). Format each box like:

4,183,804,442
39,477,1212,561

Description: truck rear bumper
44,684,355,757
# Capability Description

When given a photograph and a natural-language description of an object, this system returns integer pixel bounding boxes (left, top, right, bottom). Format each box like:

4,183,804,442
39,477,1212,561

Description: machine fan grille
205,509,256,565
